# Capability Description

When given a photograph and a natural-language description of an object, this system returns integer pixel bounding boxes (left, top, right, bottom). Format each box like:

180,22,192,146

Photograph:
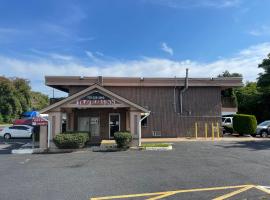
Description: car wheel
4,133,11,140
261,131,268,138
250,134,257,137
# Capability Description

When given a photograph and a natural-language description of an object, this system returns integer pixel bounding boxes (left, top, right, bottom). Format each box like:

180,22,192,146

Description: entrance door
78,117,90,132
90,117,100,137
109,113,120,138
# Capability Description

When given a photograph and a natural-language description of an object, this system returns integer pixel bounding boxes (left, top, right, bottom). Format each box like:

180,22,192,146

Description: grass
141,143,170,148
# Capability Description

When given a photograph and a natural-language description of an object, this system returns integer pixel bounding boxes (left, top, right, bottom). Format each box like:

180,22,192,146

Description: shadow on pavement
216,140,270,151
0,138,31,154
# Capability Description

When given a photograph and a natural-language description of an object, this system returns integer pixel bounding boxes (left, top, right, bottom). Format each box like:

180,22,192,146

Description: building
40,74,242,144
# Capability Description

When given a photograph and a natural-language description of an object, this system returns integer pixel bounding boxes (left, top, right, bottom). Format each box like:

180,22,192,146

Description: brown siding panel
106,86,221,138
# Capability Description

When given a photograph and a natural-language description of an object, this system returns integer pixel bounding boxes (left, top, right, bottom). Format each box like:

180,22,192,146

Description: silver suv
255,120,270,138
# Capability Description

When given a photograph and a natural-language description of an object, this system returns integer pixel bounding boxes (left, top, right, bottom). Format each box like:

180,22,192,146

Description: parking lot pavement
0,138,31,154
1,141,270,200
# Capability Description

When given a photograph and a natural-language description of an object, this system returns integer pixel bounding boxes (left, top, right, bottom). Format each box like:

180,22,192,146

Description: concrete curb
12,149,34,154
144,145,173,151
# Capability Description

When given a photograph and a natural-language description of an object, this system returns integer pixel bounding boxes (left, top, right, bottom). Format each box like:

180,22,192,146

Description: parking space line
146,191,178,200
255,186,270,195
91,185,252,200
213,185,254,200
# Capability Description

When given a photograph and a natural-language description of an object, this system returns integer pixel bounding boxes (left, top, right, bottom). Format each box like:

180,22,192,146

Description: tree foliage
218,70,242,78
31,91,49,110
0,76,49,123
233,54,270,122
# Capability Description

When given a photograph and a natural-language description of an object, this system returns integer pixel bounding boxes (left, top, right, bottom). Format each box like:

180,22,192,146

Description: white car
0,125,33,140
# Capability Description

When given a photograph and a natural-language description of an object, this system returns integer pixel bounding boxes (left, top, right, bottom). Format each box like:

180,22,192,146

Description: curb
144,145,173,151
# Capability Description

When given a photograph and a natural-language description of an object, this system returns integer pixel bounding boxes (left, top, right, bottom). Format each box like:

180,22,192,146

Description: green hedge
53,132,90,149
233,114,257,135
114,132,132,148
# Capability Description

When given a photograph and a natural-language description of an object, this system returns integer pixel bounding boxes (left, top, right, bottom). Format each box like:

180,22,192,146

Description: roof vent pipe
98,76,103,86
180,68,189,114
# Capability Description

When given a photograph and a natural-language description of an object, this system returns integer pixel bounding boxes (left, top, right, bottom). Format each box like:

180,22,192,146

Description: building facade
40,76,242,143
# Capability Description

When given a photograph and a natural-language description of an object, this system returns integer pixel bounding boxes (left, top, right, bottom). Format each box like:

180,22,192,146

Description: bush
53,132,90,149
114,132,132,148
233,114,257,135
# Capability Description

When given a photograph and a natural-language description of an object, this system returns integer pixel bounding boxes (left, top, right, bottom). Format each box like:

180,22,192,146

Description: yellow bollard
195,122,198,139
211,122,214,140
205,123,208,139
216,122,220,139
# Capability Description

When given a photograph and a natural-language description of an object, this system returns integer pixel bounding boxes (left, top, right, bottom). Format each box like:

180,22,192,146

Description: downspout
180,68,189,114
138,112,150,146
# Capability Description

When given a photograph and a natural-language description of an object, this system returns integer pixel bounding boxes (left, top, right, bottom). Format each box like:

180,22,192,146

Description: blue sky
0,0,270,96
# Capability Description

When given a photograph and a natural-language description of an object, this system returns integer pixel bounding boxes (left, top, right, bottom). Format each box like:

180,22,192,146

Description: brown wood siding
105,86,221,138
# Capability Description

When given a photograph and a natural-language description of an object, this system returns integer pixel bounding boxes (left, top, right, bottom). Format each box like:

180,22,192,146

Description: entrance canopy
40,84,150,113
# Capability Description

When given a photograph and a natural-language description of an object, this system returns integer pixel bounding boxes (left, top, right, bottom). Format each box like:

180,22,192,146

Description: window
141,116,147,127
225,118,232,123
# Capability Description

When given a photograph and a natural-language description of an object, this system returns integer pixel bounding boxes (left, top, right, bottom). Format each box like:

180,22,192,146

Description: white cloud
0,42,269,97
161,42,174,55
249,25,270,36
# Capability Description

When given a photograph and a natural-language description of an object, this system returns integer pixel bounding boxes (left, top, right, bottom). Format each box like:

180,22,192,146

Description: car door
8,126,20,137
17,126,32,138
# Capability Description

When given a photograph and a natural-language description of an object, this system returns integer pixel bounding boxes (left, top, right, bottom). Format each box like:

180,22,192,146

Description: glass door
90,117,100,137
109,113,120,138
78,117,90,132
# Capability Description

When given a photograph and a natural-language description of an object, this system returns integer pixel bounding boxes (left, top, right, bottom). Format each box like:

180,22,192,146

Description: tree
234,82,262,121
257,53,270,120
0,77,22,122
0,76,49,123
12,78,31,112
218,70,242,107
218,70,242,78
30,91,49,110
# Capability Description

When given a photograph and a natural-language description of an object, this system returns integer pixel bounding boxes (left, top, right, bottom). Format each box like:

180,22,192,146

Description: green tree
0,77,22,122
30,91,49,110
218,70,242,107
218,70,242,78
12,78,31,112
234,82,262,121
257,53,270,120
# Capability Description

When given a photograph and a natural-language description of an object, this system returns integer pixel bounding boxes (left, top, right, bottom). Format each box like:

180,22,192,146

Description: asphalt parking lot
1,141,270,200
0,138,31,154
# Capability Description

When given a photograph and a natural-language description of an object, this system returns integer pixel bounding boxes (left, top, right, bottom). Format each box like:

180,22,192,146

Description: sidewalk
142,136,270,143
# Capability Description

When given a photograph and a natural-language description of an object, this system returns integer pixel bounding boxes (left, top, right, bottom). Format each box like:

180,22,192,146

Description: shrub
233,114,257,135
53,132,90,149
114,132,132,148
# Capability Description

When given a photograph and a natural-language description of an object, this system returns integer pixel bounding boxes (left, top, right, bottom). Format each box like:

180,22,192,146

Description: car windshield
259,121,270,126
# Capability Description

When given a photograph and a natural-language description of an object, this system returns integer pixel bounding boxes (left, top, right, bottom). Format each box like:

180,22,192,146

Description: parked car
222,117,233,134
222,117,233,127
0,125,33,140
253,120,270,138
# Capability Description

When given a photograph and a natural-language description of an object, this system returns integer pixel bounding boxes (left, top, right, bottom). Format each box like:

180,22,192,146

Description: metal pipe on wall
180,68,189,114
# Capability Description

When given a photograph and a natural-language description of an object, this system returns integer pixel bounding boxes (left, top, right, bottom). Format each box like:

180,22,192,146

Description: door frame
109,113,120,139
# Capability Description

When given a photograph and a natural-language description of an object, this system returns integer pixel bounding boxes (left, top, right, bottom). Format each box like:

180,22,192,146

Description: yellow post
205,123,208,139
195,122,198,139
211,122,214,140
216,122,220,139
